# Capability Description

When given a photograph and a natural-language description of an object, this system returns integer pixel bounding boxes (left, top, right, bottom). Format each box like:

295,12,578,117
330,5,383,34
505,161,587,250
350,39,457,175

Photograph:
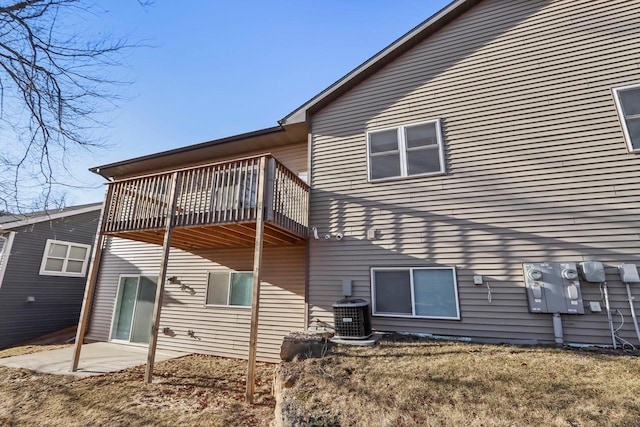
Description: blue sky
69,1,451,204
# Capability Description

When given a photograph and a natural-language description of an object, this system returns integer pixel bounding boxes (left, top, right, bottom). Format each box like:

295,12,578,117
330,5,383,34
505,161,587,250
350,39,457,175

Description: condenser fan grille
332,298,372,339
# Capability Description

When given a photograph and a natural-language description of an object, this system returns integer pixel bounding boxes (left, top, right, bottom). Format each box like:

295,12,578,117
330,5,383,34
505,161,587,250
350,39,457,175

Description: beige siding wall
308,0,640,346
122,141,308,178
203,141,308,175
87,139,309,362
87,237,306,363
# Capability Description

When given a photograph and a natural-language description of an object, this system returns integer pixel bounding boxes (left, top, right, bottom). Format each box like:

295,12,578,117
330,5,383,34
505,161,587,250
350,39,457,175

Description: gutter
90,125,286,180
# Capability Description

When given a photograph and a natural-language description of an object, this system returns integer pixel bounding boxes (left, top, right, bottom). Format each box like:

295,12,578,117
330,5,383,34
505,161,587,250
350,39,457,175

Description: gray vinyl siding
0,211,100,348
86,237,306,363
308,0,640,346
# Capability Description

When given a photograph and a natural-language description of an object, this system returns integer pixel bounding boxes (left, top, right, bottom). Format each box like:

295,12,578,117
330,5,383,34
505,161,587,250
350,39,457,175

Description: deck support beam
144,172,180,384
245,156,269,404
70,187,111,372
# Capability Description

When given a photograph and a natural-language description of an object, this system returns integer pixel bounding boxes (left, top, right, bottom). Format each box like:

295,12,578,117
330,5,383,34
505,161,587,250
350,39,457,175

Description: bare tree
0,0,141,213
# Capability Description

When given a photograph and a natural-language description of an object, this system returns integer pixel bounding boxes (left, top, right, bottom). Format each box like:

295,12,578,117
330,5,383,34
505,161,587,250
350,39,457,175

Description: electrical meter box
619,264,640,284
523,262,584,314
579,261,606,283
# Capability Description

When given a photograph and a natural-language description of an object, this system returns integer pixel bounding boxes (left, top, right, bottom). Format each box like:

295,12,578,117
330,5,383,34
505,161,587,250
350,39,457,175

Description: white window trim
0,232,16,290
366,119,446,182
370,266,460,320
204,270,253,308
38,239,91,277
612,83,640,153
108,274,156,344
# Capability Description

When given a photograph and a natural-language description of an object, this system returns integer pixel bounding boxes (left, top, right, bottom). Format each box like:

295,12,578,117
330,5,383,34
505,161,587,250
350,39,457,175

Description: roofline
0,204,102,230
279,0,477,125
89,125,286,179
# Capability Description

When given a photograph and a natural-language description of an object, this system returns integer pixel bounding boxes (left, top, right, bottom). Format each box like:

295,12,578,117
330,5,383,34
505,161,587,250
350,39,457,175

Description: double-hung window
39,239,91,277
371,267,460,320
613,84,640,152
206,271,253,307
367,119,445,181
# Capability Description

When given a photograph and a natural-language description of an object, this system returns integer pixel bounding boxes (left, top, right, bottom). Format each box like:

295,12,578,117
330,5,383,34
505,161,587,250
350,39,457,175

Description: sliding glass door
110,276,157,344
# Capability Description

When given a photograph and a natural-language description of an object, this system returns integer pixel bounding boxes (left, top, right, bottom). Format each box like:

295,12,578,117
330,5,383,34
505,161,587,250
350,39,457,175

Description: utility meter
562,268,578,281
579,261,606,283
528,269,543,281
619,264,640,284
523,262,584,314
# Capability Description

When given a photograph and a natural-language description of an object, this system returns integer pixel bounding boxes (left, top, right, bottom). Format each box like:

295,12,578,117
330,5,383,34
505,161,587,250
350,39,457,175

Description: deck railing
102,155,309,239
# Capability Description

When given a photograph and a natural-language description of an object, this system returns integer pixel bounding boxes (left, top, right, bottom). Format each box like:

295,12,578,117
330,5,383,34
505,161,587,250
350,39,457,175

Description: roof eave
89,125,287,180
0,204,102,230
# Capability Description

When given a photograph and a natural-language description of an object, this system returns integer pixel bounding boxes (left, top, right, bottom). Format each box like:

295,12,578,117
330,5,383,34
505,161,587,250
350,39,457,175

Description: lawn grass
280,337,640,426
2,339,639,426
0,349,275,427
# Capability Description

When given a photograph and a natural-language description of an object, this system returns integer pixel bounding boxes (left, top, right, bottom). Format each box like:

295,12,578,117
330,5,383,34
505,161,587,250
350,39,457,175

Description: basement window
613,84,640,152
367,119,445,181
39,239,91,277
371,267,460,320
206,271,253,307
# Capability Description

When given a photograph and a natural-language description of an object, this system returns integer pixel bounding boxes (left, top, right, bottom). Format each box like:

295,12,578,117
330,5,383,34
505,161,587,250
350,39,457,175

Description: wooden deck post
144,172,180,384
70,186,111,372
245,156,269,404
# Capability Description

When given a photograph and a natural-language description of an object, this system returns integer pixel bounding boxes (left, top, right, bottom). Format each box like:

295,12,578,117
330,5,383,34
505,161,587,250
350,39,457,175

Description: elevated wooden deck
100,154,309,250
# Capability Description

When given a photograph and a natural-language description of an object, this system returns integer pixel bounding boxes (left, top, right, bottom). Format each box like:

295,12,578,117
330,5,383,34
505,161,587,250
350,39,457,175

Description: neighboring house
0,204,101,348
74,0,640,366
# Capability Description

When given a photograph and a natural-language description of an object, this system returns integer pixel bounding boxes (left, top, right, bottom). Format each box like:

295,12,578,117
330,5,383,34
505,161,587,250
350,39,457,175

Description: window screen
373,270,412,314
372,267,459,319
206,272,230,305
206,271,253,307
413,269,458,318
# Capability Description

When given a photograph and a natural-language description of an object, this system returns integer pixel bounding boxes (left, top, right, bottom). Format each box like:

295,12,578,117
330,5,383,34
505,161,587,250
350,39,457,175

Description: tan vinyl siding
86,139,309,361
308,0,640,346
87,237,306,362
121,142,308,179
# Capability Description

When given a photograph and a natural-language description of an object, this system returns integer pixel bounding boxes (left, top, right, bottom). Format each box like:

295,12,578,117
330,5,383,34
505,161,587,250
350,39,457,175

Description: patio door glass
111,276,157,343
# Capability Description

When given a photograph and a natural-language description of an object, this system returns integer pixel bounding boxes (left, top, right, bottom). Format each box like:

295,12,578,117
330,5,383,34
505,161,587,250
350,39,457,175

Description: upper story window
206,270,253,307
613,84,640,152
367,119,445,181
39,239,91,277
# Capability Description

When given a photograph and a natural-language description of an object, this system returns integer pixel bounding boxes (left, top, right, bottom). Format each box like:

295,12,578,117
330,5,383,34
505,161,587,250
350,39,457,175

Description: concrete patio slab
0,342,189,377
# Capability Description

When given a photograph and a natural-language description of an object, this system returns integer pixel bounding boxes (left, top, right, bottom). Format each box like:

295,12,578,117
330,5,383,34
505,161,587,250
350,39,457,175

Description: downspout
304,119,312,331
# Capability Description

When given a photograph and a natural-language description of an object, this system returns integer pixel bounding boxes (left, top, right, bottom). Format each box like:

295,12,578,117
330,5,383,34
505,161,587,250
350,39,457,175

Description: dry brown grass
0,344,72,359
0,350,275,427
281,337,640,427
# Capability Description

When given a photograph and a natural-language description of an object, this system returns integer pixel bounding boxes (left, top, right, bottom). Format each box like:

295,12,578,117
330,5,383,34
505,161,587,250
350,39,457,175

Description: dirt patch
0,350,275,427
